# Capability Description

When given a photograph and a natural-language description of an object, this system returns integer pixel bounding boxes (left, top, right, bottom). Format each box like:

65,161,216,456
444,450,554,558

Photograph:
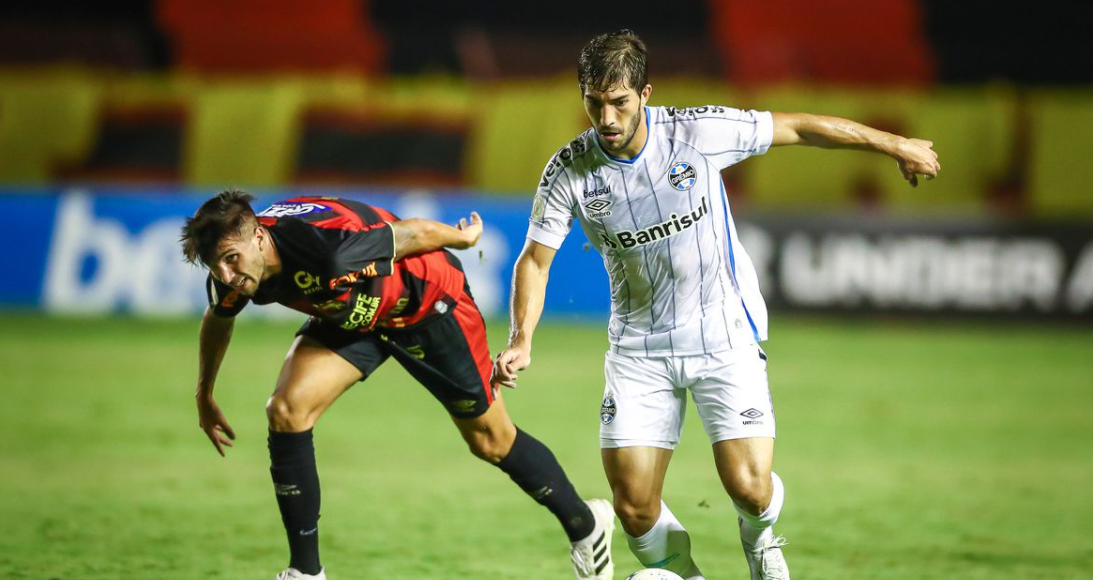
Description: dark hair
577,29,648,93
180,188,258,266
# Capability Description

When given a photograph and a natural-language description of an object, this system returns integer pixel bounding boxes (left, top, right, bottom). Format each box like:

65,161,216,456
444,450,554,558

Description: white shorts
599,345,776,450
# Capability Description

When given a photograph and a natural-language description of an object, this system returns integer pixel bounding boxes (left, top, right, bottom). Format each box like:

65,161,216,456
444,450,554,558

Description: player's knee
265,394,315,432
612,489,661,536
724,469,772,515
465,435,506,463
458,410,517,464
464,428,514,464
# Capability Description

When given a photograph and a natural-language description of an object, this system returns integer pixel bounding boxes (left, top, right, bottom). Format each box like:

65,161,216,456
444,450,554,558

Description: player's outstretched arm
771,112,941,187
196,307,237,457
492,240,557,389
390,212,483,260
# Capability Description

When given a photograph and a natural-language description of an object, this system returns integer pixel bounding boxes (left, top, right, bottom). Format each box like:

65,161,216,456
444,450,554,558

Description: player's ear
254,224,267,248
640,84,652,104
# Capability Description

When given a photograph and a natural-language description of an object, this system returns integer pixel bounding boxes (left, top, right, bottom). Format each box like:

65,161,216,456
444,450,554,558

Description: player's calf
493,427,596,541
269,429,322,576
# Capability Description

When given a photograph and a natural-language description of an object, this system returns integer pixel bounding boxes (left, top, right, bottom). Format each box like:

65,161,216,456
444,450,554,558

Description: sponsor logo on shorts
668,161,697,191
601,393,617,425
740,408,764,426
449,399,477,413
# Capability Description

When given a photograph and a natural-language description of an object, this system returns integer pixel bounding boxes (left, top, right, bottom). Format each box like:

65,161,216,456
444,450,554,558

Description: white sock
735,471,785,546
626,501,705,580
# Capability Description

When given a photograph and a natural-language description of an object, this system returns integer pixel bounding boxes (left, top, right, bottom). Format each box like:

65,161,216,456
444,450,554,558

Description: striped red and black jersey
206,196,471,332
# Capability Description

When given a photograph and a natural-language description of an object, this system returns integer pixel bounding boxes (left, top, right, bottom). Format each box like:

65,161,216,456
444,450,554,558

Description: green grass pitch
1,313,1091,579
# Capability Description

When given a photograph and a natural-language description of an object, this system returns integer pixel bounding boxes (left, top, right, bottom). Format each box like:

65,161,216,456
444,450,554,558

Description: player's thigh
687,345,776,445
268,320,382,431
600,350,687,450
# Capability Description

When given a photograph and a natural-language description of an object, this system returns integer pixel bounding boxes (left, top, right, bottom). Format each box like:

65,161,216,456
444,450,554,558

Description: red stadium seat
708,0,934,86
156,0,386,74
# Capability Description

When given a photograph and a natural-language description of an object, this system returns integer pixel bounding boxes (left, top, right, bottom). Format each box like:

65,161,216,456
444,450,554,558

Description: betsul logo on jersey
668,161,697,191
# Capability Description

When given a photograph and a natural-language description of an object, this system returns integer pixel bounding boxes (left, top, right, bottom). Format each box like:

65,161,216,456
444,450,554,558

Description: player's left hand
456,211,483,248
894,138,940,187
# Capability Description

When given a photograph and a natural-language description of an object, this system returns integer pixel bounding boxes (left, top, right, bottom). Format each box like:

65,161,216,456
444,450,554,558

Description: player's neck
261,235,282,280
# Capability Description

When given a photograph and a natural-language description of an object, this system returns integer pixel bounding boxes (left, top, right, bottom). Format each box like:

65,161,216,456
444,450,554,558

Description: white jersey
527,105,774,356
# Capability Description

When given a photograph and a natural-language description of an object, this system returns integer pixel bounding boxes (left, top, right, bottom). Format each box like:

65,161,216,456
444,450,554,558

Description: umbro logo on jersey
669,161,698,190
584,198,613,218
585,199,611,212
599,196,708,249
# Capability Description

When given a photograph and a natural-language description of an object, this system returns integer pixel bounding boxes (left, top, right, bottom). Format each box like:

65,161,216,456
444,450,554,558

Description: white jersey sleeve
526,150,577,250
657,105,774,170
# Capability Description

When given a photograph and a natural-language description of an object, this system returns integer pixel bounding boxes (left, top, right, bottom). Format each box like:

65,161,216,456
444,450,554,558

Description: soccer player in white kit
492,30,940,580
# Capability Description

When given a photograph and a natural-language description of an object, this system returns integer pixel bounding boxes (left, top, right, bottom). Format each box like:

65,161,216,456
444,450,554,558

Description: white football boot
571,498,616,579
275,567,326,580
739,518,789,580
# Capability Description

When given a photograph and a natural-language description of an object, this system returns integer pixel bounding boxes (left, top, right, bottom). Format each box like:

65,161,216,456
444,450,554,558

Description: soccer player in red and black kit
180,190,616,580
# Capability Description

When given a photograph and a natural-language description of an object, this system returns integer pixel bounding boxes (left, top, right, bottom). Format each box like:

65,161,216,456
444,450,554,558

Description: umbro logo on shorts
740,408,764,426
740,408,764,419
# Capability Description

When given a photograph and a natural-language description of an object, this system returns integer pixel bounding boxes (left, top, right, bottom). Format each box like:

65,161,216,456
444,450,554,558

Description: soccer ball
624,569,685,580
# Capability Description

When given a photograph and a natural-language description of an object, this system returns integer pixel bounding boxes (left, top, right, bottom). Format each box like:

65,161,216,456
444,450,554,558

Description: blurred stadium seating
0,0,1090,218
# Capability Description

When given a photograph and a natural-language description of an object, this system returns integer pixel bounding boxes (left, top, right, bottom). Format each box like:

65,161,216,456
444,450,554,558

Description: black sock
496,428,595,541
269,429,321,575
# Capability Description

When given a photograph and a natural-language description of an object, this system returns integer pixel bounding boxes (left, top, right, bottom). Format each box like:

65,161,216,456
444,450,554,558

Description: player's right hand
196,394,236,457
456,211,483,248
895,138,940,187
491,344,531,389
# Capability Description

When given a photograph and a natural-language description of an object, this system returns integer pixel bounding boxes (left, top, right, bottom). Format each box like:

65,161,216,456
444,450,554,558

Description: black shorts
297,288,496,419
